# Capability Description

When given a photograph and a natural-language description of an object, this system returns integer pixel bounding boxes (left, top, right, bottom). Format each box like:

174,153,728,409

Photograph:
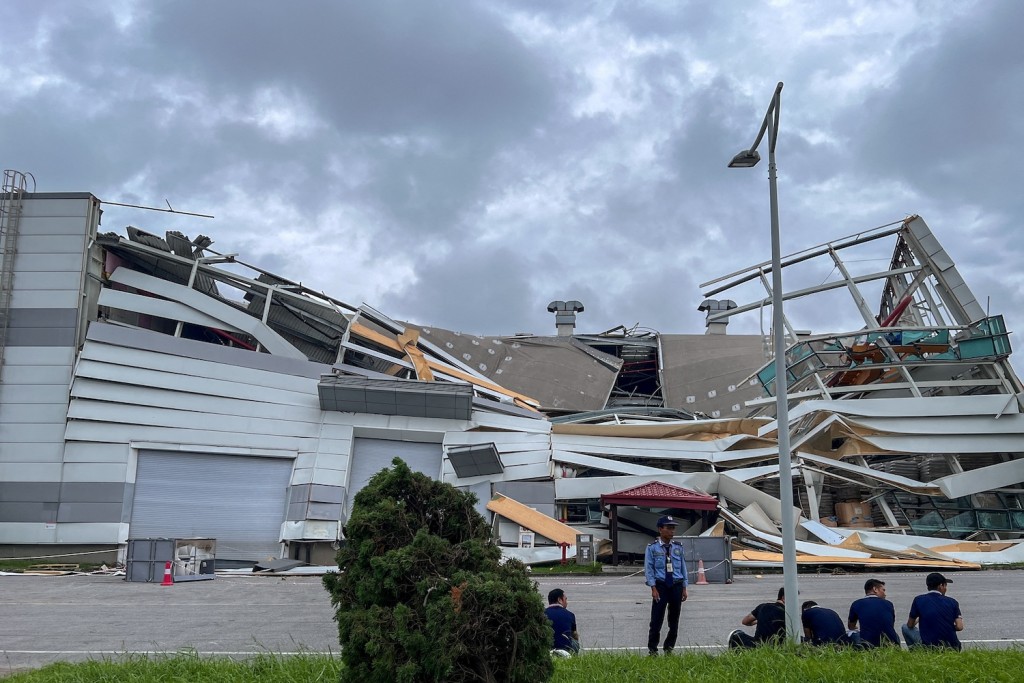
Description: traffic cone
160,560,174,586
695,559,709,585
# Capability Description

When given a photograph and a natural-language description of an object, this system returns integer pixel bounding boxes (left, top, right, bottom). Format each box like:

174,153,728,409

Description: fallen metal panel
109,268,305,359
485,493,578,545
935,458,1024,498
99,288,243,333
552,450,665,475
718,507,870,558
796,451,940,494
555,473,721,500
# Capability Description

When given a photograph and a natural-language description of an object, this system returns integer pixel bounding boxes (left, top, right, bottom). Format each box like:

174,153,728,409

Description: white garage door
348,439,443,515
130,451,293,562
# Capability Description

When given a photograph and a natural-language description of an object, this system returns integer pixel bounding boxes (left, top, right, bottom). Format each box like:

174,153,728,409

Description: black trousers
647,581,684,652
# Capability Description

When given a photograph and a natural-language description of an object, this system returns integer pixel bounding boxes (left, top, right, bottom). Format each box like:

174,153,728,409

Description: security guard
644,515,688,655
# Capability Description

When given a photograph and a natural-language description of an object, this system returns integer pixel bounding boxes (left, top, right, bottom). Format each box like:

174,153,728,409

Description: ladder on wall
0,169,34,379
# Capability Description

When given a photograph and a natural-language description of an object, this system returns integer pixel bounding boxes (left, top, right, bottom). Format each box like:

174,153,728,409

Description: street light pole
728,81,800,644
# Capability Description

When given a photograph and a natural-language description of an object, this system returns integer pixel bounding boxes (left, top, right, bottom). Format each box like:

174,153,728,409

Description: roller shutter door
348,439,442,514
130,451,292,561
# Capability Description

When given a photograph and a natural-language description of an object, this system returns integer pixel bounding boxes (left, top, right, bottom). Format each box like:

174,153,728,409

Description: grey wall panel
456,480,492,520
0,385,69,405
130,451,293,561
0,502,58,522
59,481,126,503
2,346,76,365
63,442,129,463
310,484,344,504
0,403,69,424
12,290,80,308
348,439,442,514
0,481,60,501
4,326,76,346
493,481,556,518
12,253,85,273
306,501,342,520
121,482,134,523
7,308,79,328
0,443,64,463
13,235,88,255
12,271,84,292
0,424,66,443
56,502,122,523
1,366,73,384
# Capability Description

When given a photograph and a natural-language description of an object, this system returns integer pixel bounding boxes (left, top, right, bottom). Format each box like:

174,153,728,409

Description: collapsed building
2,170,1023,572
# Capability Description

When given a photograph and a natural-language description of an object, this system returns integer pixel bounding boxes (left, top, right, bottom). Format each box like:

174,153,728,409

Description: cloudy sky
3,1,1022,339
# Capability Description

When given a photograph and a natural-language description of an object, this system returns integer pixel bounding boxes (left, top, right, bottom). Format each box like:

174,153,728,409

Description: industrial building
3,168,1023,571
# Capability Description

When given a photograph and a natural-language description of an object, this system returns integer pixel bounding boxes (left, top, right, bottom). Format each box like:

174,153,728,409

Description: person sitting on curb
801,601,851,646
728,587,786,648
848,578,900,648
903,572,963,650
544,588,580,656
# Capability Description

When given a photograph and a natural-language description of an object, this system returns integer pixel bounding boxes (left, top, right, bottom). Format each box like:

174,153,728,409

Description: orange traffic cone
160,560,174,586
695,559,709,585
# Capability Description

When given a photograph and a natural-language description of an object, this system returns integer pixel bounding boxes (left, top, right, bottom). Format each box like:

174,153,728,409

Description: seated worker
544,588,580,655
903,573,963,650
848,578,900,648
801,601,851,646
728,587,786,648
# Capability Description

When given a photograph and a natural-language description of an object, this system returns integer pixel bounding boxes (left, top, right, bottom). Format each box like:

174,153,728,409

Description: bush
323,458,554,683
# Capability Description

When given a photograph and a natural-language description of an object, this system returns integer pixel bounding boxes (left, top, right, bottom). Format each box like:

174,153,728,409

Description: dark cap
926,572,952,590
657,515,678,527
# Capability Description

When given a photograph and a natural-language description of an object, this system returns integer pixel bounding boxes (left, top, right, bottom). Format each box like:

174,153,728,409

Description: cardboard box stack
835,500,873,528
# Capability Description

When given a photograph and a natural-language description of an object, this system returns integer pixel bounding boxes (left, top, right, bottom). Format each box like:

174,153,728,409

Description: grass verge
5,646,1022,682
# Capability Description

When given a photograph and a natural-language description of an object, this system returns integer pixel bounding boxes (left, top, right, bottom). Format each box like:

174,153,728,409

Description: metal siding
348,438,443,514
130,451,293,561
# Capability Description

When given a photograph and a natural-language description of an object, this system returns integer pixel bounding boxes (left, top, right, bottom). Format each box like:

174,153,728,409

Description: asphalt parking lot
2,569,1022,673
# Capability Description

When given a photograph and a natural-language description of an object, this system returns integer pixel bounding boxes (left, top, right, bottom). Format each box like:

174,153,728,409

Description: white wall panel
19,214,94,235
0,523,58,544
71,379,325,424
79,345,320,395
15,234,88,254
64,421,313,452
56,522,125,544
67,401,322,438
13,252,85,273
19,197,94,218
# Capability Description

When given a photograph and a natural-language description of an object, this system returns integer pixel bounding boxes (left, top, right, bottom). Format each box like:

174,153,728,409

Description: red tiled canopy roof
599,481,718,510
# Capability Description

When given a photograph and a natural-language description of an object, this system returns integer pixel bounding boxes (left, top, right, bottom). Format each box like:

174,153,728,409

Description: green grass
5,647,1023,682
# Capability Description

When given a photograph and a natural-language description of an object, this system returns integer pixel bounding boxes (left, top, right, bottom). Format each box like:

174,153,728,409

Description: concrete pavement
2,569,1021,673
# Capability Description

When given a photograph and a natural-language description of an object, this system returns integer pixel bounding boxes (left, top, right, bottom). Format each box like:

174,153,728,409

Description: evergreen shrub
323,458,554,683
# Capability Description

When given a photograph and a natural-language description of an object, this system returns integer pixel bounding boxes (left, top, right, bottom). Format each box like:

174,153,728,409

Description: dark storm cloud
2,0,1022,347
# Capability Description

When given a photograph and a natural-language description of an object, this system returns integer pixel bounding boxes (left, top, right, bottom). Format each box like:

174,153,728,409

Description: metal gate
130,450,292,562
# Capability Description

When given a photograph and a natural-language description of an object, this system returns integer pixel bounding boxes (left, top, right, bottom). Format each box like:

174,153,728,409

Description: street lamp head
728,149,761,168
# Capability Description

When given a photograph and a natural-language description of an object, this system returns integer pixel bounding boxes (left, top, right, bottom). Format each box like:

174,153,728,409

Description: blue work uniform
644,539,688,653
